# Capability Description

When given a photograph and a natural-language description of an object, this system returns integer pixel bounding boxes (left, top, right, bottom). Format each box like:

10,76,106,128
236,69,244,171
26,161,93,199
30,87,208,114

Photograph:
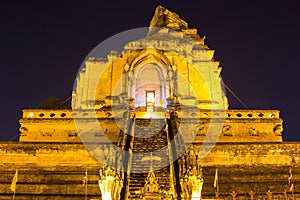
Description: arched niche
126,50,173,110
131,63,170,108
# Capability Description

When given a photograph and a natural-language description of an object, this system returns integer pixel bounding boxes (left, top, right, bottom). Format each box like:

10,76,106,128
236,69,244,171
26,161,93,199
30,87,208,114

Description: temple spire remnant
13,5,288,200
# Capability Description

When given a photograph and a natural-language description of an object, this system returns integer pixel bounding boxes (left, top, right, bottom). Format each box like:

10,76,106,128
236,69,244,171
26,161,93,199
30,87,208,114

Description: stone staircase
127,118,171,199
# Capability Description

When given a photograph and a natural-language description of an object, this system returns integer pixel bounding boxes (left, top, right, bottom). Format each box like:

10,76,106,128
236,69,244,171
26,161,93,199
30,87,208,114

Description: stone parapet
19,109,283,143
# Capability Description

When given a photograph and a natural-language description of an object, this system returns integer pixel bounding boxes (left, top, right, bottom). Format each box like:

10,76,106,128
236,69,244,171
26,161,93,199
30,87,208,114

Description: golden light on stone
1,5,294,200
28,112,34,117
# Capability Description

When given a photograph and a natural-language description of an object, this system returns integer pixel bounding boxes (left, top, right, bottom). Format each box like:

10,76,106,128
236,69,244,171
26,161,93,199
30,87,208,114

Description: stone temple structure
0,5,299,200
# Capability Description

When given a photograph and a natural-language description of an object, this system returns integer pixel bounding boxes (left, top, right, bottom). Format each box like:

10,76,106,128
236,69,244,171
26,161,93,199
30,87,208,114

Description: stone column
127,70,134,98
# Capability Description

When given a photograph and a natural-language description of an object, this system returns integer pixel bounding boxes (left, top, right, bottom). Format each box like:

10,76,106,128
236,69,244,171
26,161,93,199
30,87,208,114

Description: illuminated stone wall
0,142,299,199
0,142,101,199
19,109,124,143
72,6,228,111
19,109,282,142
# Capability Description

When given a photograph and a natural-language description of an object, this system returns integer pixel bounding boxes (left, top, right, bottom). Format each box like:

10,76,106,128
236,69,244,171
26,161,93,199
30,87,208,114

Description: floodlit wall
0,142,299,199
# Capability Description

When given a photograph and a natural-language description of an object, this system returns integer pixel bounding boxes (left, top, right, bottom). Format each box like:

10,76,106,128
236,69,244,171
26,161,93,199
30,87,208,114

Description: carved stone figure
231,190,237,200
266,190,272,200
181,175,192,200
144,171,159,193
273,124,283,136
111,173,123,200
189,145,196,167
249,190,255,200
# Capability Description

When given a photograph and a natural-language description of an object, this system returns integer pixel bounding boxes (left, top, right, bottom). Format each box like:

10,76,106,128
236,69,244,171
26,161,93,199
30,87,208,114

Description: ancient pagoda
0,5,298,200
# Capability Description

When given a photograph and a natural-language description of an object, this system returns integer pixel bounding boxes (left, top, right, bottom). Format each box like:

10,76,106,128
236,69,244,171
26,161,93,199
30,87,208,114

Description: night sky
0,0,299,141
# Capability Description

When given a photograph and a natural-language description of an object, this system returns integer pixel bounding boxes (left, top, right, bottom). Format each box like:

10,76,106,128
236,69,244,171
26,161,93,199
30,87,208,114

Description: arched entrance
131,63,169,111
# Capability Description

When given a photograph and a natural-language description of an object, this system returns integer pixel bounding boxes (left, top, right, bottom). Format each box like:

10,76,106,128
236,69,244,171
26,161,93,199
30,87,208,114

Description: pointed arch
129,48,172,70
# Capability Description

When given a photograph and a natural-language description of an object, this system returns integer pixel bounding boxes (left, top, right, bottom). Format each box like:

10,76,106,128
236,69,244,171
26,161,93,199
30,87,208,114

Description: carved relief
19,126,28,133
187,145,197,167
111,172,123,200
103,145,116,166
39,128,55,137
273,124,283,136
249,190,255,200
181,174,193,200
195,124,206,136
266,190,272,200
249,126,259,137
222,125,232,137
65,130,78,137
144,171,159,193
231,190,237,200
99,166,123,200
180,154,203,200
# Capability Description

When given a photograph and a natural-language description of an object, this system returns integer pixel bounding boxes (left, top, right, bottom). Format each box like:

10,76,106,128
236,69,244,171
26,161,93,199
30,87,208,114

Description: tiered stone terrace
19,109,283,143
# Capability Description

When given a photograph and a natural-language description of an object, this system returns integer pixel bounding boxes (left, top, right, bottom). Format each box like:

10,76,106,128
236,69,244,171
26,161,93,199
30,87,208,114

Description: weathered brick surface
0,142,299,199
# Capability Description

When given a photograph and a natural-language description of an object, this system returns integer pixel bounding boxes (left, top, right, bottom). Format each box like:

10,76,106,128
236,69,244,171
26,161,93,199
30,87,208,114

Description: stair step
125,119,172,199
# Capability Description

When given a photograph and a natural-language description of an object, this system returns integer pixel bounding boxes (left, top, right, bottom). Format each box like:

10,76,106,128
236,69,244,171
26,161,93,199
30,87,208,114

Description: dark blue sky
0,0,299,141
